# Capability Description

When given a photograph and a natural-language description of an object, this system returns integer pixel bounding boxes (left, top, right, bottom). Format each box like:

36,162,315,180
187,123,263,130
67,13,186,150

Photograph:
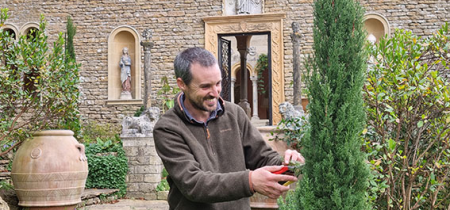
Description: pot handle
76,143,88,161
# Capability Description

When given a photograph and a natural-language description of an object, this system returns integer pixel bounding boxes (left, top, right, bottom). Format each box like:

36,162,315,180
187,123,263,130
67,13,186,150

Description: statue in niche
119,47,132,99
236,0,261,15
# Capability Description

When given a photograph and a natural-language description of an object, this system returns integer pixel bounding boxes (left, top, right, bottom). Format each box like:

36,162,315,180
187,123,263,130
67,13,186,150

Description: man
153,47,304,210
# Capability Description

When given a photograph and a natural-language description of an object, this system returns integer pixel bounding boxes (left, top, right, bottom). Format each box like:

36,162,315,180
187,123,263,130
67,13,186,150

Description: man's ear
177,78,186,91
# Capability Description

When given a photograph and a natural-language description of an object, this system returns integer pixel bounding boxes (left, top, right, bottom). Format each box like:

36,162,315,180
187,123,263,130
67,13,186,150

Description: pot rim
33,130,74,136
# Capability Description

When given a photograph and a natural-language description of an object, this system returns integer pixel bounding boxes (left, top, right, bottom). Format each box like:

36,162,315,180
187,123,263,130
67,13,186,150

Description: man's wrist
249,171,255,193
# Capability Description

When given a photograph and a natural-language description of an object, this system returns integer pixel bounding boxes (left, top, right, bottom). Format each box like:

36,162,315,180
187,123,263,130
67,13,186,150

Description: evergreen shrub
0,8,81,155
279,0,371,209
364,23,450,209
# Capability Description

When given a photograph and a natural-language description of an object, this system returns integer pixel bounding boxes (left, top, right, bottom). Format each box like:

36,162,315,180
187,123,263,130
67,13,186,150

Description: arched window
21,22,41,94
1,23,19,40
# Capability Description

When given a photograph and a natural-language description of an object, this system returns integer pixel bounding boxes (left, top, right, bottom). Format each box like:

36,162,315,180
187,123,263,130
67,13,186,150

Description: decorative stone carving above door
203,13,286,125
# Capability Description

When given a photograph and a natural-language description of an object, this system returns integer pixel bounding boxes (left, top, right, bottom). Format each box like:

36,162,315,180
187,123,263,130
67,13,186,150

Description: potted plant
0,9,87,209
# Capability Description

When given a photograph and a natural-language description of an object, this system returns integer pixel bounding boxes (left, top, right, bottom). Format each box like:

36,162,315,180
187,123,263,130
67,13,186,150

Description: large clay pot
11,130,88,209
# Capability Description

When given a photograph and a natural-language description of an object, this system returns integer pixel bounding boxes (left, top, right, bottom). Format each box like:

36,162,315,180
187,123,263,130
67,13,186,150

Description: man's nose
211,85,221,97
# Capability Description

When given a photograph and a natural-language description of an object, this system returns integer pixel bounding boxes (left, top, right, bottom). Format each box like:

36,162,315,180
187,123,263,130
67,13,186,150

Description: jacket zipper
205,126,215,155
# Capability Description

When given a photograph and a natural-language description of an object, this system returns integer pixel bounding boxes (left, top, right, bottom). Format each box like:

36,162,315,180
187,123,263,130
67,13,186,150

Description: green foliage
156,167,170,191
65,16,77,61
157,76,179,112
60,15,81,139
271,115,309,151
279,0,371,209
156,179,169,192
0,8,81,154
84,135,128,198
364,23,450,209
0,180,13,190
255,54,268,94
81,120,121,144
134,106,145,117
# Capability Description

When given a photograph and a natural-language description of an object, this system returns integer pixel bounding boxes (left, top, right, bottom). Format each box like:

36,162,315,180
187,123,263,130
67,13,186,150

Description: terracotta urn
11,130,88,209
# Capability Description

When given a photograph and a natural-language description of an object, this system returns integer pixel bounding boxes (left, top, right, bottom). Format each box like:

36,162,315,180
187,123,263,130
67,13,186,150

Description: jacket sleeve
236,106,282,170
153,118,254,203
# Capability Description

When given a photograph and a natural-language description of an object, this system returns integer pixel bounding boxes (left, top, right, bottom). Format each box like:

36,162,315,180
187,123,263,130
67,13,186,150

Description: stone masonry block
135,165,160,174
128,174,144,182
139,183,157,192
123,146,139,157
144,174,161,183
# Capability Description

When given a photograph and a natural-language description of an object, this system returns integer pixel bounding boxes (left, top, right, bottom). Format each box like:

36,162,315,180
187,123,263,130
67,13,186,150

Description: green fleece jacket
153,93,281,210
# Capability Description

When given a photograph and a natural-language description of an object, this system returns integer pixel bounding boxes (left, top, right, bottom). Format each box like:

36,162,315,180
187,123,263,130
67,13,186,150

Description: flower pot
11,130,88,209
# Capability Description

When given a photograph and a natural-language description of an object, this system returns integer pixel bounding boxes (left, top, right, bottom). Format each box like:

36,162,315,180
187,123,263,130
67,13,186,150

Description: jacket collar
174,92,225,125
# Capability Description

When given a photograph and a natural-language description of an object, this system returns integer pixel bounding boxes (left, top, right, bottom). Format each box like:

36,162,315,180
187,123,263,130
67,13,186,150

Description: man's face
179,62,222,114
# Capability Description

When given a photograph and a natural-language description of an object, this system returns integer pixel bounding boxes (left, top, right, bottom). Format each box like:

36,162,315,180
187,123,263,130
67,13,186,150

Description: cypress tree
66,16,76,61
280,0,370,209
61,15,82,138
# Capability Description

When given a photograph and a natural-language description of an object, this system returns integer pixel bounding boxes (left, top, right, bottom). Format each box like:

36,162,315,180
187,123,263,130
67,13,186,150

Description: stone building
0,0,448,125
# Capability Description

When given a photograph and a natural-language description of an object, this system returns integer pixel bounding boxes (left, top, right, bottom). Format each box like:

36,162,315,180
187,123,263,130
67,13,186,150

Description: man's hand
283,149,305,165
251,165,297,199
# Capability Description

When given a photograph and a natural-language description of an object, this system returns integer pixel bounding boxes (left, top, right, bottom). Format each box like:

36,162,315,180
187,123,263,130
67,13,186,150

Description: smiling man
153,47,304,210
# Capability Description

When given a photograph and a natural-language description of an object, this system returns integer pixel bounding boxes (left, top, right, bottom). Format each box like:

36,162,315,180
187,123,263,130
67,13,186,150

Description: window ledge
106,99,143,106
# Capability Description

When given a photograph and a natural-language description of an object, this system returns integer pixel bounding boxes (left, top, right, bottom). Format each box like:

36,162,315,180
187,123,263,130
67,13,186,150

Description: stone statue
120,47,132,95
236,0,260,14
367,34,377,45
279,102,305,121
279,101,308,130
142,28,152,41
121,107,160,137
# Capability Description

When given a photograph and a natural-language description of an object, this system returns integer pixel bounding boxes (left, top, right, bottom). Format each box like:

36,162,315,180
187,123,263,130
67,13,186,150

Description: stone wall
0,0,448,124
122,136,163,200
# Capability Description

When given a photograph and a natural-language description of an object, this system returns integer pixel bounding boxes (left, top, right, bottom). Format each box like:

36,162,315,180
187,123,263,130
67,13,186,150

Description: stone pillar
140,29,154,110
250,75,259,120
122,136,163,200
231,77,236,103
236,35,252,118
291,22,302,110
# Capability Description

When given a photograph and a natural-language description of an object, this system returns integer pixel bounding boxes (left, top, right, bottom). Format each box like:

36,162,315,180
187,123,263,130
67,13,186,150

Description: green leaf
388,139,396,151
417,121,424,128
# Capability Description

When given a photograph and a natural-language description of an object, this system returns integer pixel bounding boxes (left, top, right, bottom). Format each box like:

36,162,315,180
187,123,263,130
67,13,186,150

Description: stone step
78,188,120,207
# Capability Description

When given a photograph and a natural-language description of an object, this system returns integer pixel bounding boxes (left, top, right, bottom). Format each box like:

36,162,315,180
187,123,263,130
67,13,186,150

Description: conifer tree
66,16,76,61
279,0,370,209
61,15,82,138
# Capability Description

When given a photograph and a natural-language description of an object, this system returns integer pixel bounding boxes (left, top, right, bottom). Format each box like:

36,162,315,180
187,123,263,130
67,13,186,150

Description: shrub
81,120,121,144
84,136,128,198
364,23,450,209
0,8,80,155
279,0,371,209
271,115,309,151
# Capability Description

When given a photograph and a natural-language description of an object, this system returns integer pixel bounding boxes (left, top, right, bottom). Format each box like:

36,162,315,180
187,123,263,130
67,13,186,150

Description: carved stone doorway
219,33,271,124
203,13,286,125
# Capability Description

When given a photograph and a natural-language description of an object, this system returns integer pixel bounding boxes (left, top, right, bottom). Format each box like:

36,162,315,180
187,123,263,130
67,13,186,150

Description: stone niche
107,26,142,105
364,13,390,44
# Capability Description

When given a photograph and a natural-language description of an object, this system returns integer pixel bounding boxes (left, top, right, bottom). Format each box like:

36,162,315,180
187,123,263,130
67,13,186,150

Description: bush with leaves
271,115,309,151
157,76,179,112
81,120,121,144
84,135,128,198
364,23,450,209
0,8,81,156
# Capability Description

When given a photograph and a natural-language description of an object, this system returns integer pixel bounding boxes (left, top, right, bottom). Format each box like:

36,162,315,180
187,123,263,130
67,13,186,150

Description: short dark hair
174,47,217,85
